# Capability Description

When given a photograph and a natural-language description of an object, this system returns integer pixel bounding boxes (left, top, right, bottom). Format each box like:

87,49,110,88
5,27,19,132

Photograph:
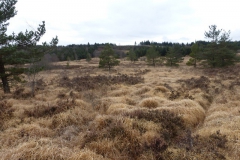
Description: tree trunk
0,56,10,93
108,65,110,73
31,81,35,97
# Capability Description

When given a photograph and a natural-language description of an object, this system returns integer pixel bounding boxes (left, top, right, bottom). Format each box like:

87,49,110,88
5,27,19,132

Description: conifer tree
0,0,58,93
165,47,183,66
186,42,201,67
0,0,17,93
127,49,138,62
86,53,91,62
99,44,120,72
146,46,159,67
203,25,236,67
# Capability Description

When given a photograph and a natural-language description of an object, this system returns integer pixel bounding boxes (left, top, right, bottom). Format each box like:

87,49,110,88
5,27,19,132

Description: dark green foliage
86,53,91,62
146,46,159,67
51,43,100,61
0,0,58,93
165,46,183,66
139,41,191,56
186,42,204,67
99,44,120,72
19,29,58,97
140,40,151,45
203,25,237,67
127,49,138,62
0,0,17,93
159,46,168,56
134,46,149,57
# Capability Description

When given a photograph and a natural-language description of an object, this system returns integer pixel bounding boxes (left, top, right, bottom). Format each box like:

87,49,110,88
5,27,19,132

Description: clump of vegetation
0,101,13,130
13,88,32,99
13,79,47,99
23,99,75,118
58,74,144,91
99,44,120,72
177,76,210,91
146,46,160,67
175,130,228,159
82,110,184,159
186,42,202,67
86,53,92,62
134,86,151,95
127,49,138,62
134,69,151,76
125,109,185,142
203,25,237,67
139,97,159,108
165,46,183,66
203,65,240,80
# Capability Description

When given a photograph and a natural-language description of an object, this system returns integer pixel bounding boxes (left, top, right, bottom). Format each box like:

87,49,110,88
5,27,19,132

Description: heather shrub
177,76,210,91
58,74,144,91
0,101,14,130
13,88,32,99
23,99,76,118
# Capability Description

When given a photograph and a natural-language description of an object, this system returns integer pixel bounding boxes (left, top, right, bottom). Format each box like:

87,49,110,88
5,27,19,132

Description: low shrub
23,100,75,118
125,109,185,142
58,74,144,91
0,101,14,130
175,130,228,159
13,88,32,99
177,76,210,91
139,98,159,108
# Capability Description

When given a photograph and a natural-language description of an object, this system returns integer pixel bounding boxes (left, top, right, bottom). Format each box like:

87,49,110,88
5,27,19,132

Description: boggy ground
0,58,239,160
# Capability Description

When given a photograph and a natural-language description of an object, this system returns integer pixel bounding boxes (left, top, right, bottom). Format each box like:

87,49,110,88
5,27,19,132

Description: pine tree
0,0,17,93
86,53,91,62
146,46,159,67
127,49,137,62
0,0,58,93
99,44,120,72
165,47,183,66
203,25,236,67
186,42,201,67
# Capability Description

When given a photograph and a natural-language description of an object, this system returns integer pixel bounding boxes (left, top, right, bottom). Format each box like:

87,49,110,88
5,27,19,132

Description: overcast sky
6,0,240,45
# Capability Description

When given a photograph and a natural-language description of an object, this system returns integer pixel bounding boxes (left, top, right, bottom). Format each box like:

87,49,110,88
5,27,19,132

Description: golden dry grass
1,59,240,159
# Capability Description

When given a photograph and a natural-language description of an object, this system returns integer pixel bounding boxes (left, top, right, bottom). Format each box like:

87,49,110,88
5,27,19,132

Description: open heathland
0,58,240,160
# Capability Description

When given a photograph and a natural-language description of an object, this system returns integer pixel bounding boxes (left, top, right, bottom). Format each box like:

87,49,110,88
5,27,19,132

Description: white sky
6,0,240,45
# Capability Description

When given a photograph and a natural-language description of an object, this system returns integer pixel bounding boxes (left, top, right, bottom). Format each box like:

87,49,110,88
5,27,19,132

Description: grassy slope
0,58,239,159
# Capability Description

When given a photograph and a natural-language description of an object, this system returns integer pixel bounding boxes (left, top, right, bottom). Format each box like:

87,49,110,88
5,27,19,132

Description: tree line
49,43,116,61
49,39,240,63
101,25,240,69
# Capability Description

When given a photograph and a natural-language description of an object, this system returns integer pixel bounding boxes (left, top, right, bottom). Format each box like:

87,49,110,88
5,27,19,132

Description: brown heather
0,58,240,159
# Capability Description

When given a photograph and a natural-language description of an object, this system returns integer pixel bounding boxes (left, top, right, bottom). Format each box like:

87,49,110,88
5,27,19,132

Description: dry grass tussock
1,60,240,159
